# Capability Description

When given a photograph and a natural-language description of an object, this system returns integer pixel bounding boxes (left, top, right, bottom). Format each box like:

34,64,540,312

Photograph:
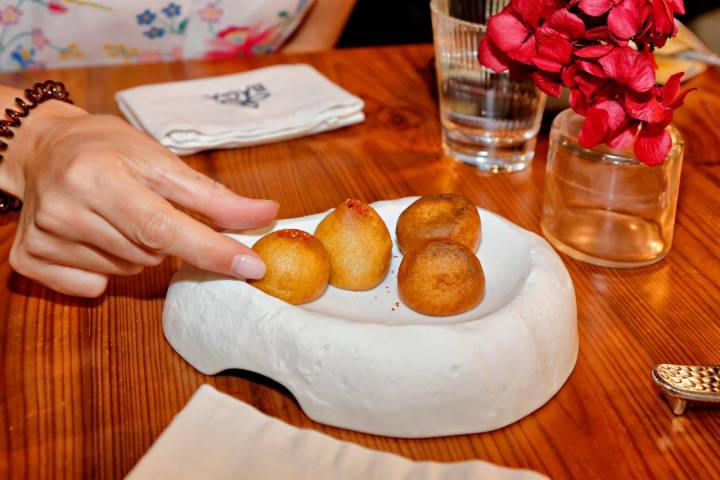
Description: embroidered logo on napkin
205,84,270,109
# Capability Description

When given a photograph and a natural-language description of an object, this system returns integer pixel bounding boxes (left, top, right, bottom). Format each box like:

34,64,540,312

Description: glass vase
541,109,685,268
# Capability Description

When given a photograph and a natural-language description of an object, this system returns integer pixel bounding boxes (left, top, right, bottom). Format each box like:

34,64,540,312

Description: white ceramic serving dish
163,197,578,438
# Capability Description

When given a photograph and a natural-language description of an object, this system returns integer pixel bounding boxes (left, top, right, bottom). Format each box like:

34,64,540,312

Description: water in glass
431,0,546,172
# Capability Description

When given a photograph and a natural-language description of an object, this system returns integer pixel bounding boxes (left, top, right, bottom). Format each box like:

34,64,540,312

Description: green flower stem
2,31,32,51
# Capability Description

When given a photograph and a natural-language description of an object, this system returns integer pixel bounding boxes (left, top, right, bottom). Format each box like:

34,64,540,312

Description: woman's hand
2,101,278,297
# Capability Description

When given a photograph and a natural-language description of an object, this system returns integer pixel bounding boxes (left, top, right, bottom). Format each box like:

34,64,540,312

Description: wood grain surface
1,45,720,479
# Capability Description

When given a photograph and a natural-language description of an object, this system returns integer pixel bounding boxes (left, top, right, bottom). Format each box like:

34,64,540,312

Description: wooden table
1,45,719,479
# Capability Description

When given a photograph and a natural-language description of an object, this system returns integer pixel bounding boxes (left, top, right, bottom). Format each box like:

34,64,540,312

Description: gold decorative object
652,364,720,415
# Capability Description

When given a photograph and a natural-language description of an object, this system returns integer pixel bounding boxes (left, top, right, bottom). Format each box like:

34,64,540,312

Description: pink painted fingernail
231,254,266,279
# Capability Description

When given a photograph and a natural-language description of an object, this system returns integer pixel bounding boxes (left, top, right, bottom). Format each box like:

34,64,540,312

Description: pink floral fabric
0,0,313,71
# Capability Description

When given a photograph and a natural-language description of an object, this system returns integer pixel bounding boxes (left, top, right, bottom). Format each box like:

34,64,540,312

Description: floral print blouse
0,0,313,71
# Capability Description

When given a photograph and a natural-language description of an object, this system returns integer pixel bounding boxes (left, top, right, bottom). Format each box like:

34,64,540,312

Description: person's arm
0,84,277,297
0,85,84,200
281,0,357,53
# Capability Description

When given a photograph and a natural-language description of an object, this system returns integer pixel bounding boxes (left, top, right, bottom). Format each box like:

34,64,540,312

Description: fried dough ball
396,193,481,254
398,239,485,316
249,229,330,305
314,199,392,291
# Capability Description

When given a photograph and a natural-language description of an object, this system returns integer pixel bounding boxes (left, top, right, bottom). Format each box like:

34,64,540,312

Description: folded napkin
116,64,365,156
126,385,548,480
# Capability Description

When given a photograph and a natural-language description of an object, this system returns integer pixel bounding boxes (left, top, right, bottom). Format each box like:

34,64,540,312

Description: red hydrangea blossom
479,0,692,165
47,2,68,14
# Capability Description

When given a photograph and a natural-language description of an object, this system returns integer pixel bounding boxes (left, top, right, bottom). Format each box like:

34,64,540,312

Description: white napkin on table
115,64,365,156
125,385,548,480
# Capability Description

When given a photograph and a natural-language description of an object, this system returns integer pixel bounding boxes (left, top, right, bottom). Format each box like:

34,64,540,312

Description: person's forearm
0,84,86,199
282,0,357,53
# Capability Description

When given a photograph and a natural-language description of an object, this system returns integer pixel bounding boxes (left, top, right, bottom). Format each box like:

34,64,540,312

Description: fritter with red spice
314,199,392,291
249,229,330,305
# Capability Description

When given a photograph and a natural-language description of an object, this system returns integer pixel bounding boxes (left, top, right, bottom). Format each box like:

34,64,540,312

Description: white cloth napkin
116,64,365,156
126,385,548,480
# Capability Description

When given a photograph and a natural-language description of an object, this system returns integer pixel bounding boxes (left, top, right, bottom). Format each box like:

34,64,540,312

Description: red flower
635,0,685,48
482,0,582,71
534,9,586,70
478,0,691,165
632,73,694,164
580,97,640,147
480,0,585,96
578,72,694,164
577,0,649,44
203,26,274,60
597,46,656,92
47,2,68,13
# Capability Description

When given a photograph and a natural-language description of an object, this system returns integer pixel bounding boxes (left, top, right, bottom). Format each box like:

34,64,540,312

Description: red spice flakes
276,229,312,240
343,198,370,216
394,301,400,307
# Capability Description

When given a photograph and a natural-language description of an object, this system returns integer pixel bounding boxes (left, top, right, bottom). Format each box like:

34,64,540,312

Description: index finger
146,156,279,230
97,183,265,279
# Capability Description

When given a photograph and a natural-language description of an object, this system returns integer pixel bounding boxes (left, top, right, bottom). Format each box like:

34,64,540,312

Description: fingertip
249,198,279,218
259,199,280,222
267,199,280,215
231,252,266,279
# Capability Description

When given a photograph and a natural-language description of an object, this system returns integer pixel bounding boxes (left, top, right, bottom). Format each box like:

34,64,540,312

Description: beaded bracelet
0,80,73,214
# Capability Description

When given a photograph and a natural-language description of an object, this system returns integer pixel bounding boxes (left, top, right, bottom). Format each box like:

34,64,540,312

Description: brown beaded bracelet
0,80,73,214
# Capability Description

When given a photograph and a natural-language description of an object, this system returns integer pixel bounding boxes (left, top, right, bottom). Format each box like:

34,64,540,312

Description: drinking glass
430,0,546,173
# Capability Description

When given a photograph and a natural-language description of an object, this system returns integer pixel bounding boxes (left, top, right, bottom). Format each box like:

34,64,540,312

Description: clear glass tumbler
430,0,547,173
541,109,685,268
